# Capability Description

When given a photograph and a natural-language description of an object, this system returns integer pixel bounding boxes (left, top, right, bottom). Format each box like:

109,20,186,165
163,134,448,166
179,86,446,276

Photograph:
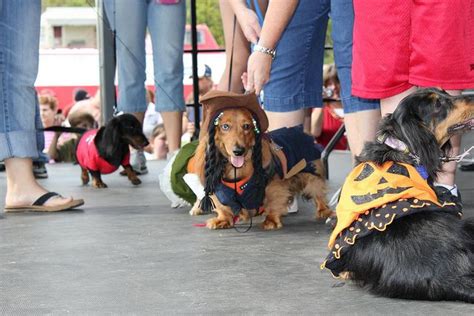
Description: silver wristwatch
253,44,276,59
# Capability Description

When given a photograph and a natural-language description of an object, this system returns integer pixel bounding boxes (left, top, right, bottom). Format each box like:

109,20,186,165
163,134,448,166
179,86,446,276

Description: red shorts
352,0,474,99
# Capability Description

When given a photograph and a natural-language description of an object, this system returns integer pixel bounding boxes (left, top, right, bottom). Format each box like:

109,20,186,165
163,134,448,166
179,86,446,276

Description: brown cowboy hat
199,90,269,133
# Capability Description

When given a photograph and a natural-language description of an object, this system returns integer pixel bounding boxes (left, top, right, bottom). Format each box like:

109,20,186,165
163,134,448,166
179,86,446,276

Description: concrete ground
1,135,473,314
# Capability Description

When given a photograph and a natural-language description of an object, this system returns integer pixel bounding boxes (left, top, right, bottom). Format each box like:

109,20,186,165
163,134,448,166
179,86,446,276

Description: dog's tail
40,126,87,134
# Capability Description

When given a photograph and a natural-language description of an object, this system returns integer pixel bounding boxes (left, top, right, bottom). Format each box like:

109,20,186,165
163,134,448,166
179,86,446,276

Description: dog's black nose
232,146,245,156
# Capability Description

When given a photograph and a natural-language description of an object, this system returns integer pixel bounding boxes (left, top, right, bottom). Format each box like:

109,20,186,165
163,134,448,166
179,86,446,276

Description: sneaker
459,162,474,172
33,161,48,179
434,185,463,212
130,150,148,175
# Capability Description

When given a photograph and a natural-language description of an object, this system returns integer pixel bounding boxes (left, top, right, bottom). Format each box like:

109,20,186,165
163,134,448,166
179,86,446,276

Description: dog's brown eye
242,123,251,130
221,123,230,131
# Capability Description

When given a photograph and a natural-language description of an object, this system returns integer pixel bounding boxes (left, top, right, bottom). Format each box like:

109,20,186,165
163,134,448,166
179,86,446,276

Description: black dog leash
232,166,254,233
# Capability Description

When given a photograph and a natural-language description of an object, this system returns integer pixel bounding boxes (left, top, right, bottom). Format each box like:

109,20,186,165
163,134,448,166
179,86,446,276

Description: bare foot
4,157,76,208
6,184,73,208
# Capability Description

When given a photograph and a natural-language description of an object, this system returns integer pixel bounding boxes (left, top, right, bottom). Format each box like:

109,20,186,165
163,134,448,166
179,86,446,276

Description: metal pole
190,0,200,139
96,0,116,125
321,124,346,179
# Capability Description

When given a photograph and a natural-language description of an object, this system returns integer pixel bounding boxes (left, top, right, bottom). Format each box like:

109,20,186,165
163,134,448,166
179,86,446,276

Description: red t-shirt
76,129,130,174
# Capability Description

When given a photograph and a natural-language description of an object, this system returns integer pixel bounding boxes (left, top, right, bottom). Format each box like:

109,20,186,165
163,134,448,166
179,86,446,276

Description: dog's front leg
122,164,141,185
189,199,203,215
261,179,288,230
206,195,234,229
81,167,90,185
90,170,107,188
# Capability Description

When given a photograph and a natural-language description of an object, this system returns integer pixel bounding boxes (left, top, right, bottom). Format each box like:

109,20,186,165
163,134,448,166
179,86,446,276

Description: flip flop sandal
4,192,84,213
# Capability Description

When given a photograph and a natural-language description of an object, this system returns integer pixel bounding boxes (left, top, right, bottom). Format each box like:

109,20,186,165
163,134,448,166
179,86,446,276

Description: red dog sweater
76,129,130,174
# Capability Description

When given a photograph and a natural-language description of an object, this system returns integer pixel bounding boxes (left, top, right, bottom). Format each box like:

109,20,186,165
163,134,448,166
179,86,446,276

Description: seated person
147,124,168,160
143,88,163,140
311,64,348,150
184,64,214,138
48,112,95,163
39,94,64,153
68,89,101,125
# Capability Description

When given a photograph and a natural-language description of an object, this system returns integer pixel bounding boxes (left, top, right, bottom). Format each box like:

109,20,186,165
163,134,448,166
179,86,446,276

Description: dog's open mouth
230,155,245,168
448,118,474,135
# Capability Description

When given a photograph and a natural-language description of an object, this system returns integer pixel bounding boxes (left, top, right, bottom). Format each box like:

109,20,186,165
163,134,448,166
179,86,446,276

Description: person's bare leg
4,157,73,207
303,108,312,134
217,0,251,93
161,111,183,153
436,90,462,188
310,108,323,137
380,86,417,116
266,109,305,131
344,109,381,160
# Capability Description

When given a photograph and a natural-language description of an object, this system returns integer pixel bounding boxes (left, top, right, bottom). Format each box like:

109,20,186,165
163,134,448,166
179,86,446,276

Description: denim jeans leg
112,0,148,113
330,0,379,113
0,0,41,161
148,1,186,112
263,0,330,112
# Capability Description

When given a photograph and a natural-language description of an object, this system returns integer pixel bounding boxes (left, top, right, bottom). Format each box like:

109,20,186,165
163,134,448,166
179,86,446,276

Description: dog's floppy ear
389,98,442,179
200,124,226,213
250,119,267,207
99,116,122,160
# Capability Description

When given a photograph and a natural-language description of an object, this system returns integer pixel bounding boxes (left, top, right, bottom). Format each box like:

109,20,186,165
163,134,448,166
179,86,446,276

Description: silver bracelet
253,44,276,59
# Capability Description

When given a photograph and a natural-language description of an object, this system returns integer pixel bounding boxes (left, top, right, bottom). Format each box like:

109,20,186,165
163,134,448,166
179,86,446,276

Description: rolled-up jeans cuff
0,131,39,161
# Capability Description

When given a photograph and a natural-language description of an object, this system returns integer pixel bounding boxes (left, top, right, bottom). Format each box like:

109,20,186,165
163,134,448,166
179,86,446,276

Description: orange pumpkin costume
322,161,460,276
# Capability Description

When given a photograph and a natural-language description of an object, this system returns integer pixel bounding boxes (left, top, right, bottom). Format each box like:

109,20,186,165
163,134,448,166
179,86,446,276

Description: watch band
253,44,276,59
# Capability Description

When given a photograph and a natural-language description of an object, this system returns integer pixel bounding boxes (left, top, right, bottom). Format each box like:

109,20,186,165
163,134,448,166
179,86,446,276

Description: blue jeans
104,0,186,113
263,0,330,112
330,0,379,113
0,0,42,161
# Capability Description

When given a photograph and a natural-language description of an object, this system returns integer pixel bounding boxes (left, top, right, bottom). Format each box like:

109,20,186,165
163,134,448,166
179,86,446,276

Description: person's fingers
252,20,261,38
246,67,255,93
241,72,248,88
248,31,258,45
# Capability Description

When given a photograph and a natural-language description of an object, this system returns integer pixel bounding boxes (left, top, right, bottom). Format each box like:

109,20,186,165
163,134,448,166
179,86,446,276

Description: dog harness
214,127,322,215
76,129,130,174
322,161,461,276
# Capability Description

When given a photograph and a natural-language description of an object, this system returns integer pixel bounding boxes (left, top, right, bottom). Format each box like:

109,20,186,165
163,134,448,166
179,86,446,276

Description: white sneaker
287,196,298,214
131,150,148,175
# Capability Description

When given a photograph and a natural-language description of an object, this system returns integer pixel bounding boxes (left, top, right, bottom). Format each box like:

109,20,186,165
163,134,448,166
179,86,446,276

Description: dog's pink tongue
231,156,245,168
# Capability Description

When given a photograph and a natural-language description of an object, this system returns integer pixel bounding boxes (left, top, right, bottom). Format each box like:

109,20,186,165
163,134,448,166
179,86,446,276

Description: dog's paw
92,181,108,189
189,206,203,216
262,216,283,230
316,208,334,219
189,200,203,215
131,177,141,185
206,217,233,229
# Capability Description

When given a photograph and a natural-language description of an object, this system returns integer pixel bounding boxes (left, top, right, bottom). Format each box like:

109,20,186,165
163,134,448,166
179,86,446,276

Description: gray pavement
1,136,473,314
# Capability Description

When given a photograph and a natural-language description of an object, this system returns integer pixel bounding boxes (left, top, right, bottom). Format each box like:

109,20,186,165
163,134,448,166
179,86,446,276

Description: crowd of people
0,0,473,213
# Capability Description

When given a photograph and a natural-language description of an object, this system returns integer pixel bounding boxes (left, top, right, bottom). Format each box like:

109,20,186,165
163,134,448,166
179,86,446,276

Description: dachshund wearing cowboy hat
190,90,332,230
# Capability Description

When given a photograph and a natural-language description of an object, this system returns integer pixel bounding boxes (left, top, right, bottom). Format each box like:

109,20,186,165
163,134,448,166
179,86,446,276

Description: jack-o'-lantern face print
351,163,412,205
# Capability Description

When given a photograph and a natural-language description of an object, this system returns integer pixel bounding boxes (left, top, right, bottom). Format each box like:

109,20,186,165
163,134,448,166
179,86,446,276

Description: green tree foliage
42,0,89,9
188,0,224,47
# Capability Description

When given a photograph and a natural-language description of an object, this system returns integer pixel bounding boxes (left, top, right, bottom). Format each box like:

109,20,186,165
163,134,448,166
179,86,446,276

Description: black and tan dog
76,113,149,188
322,88,474,302
191,90,331,230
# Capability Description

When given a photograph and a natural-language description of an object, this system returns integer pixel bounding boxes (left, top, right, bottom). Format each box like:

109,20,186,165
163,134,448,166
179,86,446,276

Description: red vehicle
36,24,224,110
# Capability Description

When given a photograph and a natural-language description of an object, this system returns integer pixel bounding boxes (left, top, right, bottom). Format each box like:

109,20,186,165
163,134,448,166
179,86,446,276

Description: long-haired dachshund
76,113,149,188
192,91,331,230
322,88,474,302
